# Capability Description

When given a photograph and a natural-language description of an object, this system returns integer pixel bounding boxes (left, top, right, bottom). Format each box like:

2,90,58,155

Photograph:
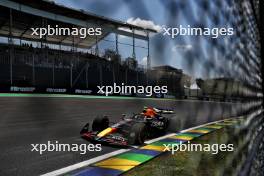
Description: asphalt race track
0,96,246,176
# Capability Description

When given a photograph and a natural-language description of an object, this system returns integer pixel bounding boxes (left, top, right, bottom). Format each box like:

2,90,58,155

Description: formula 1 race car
80,107,174,146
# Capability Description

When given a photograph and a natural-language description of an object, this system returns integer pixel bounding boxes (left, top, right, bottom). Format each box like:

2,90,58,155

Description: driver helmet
142,107,157,118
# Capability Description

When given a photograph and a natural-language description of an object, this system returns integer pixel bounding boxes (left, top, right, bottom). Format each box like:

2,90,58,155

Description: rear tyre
92,116,109,131
128,123,146,145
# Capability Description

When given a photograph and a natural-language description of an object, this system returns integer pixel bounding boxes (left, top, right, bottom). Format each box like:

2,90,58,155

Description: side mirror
121,114,126,119
145,116,152,122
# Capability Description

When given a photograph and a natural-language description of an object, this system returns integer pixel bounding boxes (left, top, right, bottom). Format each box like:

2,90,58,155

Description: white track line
145,133,176,144
180,118,229,133
41,117,237,176
41,149,129,176
42,133,177,176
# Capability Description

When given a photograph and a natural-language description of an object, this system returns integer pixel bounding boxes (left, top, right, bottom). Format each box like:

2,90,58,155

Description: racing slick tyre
162,117,170,131
128,123,147,145
92,116,109,132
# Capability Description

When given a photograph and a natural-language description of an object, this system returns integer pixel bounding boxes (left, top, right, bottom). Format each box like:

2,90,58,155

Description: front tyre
128,123,147,145
92,116,109,131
